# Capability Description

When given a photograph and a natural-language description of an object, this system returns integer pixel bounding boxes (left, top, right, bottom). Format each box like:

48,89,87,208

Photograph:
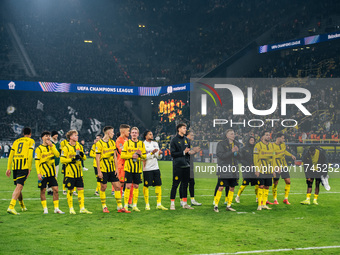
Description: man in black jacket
235,136,257,203
214,129,241,212
170,123,200,210
301,146,330,205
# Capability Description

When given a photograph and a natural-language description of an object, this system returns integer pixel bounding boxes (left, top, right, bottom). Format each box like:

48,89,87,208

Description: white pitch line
1,191,339,201
198,245,340,255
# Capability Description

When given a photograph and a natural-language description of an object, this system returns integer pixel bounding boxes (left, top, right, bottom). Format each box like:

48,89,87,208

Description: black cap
51,131,58,137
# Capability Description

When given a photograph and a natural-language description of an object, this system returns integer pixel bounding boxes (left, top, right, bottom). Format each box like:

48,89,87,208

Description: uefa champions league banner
0,80,189,96
190,78,340,179
259,30,340,53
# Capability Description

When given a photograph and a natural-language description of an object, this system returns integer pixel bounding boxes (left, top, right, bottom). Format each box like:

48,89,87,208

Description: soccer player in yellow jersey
272,133,296,205
301,146,328,205
60,130,91,214
6,127,35,215
35,131,64,214
90,134,102,196
96,126,129,213
254,131,274,211
60,138,69,195
121,127,146,212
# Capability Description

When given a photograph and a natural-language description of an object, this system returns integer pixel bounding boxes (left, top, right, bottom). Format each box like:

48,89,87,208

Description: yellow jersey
7,137,35,171
35,144,60,177
89,143,97,168
95,139,117,173
121,139,146,173
60,142,86,178
253,141,274,174
272,142,292,169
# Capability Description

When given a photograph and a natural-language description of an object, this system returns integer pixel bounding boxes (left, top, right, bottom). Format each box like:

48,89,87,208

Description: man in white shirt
143,130,168,211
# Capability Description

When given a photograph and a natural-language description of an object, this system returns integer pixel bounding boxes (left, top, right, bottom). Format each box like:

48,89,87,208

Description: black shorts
61,164,66,175
38,176,58,189
217,178,238,188
258,173,273,186
98,172,119,184
94,167,98,177
143,169,162,187
13,169,28,186
125,171,142,184
241,178,258,186
274,171,290,181
64,177,84,190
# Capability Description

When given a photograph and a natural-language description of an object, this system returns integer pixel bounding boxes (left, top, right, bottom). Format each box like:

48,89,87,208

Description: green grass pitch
1,159,340,254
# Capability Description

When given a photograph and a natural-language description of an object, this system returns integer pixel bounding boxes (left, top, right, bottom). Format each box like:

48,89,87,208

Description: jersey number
17,142,24,154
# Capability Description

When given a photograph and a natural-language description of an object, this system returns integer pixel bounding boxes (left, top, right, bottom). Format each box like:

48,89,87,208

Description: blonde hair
66,130,78,140
131,127,139,133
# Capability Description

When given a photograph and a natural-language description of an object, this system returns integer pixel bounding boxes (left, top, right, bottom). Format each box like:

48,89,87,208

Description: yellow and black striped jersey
96,139,117,173
89,143,97,168
272,142,292,169
121,139,146,173
311,149,320,170
35,144,60,177
60,139,68,150
7,137,35,171
253,141,274,174
60,142,86,178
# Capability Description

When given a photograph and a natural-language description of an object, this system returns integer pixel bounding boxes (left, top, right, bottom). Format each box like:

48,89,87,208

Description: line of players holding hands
5,125,330,215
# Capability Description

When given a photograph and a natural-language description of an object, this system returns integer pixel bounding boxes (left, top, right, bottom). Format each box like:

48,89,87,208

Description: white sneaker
54,208,65,214
83,167,88,171
43,208,48,214
73,191,78,196
191,200,202,206
235,196,240,203
321,175,331,191
226,206,236,212
214,206,219,213
182,204,194,210
63,191,67,195
170,204,175,210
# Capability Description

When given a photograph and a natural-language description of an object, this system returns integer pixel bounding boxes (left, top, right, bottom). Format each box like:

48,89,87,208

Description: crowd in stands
1,0,328,87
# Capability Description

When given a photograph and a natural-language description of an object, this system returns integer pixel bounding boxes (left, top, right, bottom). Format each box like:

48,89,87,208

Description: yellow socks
227,191,234,207
9,199,17,210
237,185,246,197
100,190,106,208
306,193,311,200
124,188,131,206
67,190,73,209
143,186,149,205
258,188,263,206
314,194,318,200
18,200,25,209
78,189,85,209
133,188,139,206
155,186,162,206
284,184,290,199
53,200,59,210
214,190,222,207
41,200,47,209
96,182,101,192
272,184,278,200
115,191,122,208
263,189,269,204
224,196,228,203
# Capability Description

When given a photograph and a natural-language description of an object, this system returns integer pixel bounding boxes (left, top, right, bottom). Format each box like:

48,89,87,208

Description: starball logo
198,82,312,128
